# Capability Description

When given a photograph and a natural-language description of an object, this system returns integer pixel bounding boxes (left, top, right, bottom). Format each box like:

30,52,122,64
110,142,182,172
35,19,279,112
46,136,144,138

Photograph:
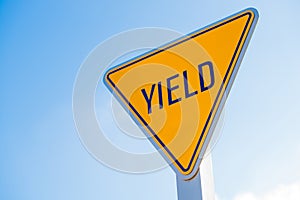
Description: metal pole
176,171,203,200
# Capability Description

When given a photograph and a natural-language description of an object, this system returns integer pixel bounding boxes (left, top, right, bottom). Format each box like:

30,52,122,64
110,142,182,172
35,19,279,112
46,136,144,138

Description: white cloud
234,193,259,200
233,182,300,200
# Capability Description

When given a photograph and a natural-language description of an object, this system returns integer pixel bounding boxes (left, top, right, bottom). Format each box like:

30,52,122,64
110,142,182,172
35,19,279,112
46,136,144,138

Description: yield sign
104,8,258,177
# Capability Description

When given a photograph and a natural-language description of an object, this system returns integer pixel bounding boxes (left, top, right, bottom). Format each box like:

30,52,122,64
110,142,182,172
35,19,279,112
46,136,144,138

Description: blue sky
1,1,300,200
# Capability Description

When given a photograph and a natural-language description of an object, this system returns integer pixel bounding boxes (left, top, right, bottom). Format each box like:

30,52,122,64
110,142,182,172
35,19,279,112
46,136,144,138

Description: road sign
104,8,258,179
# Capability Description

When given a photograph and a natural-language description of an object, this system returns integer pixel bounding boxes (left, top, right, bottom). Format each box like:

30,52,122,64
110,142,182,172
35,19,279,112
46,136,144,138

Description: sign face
104,8,258,177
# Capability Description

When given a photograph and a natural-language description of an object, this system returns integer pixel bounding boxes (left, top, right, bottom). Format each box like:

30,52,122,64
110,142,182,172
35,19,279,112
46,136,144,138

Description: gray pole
176,171,203,200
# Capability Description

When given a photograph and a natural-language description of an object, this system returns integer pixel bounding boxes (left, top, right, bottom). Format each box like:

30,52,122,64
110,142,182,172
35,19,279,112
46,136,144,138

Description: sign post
104,8,258,199
177,171,203,200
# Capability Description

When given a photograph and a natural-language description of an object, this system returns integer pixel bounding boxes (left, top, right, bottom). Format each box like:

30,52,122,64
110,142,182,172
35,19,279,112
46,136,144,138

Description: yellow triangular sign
104,8,258,177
